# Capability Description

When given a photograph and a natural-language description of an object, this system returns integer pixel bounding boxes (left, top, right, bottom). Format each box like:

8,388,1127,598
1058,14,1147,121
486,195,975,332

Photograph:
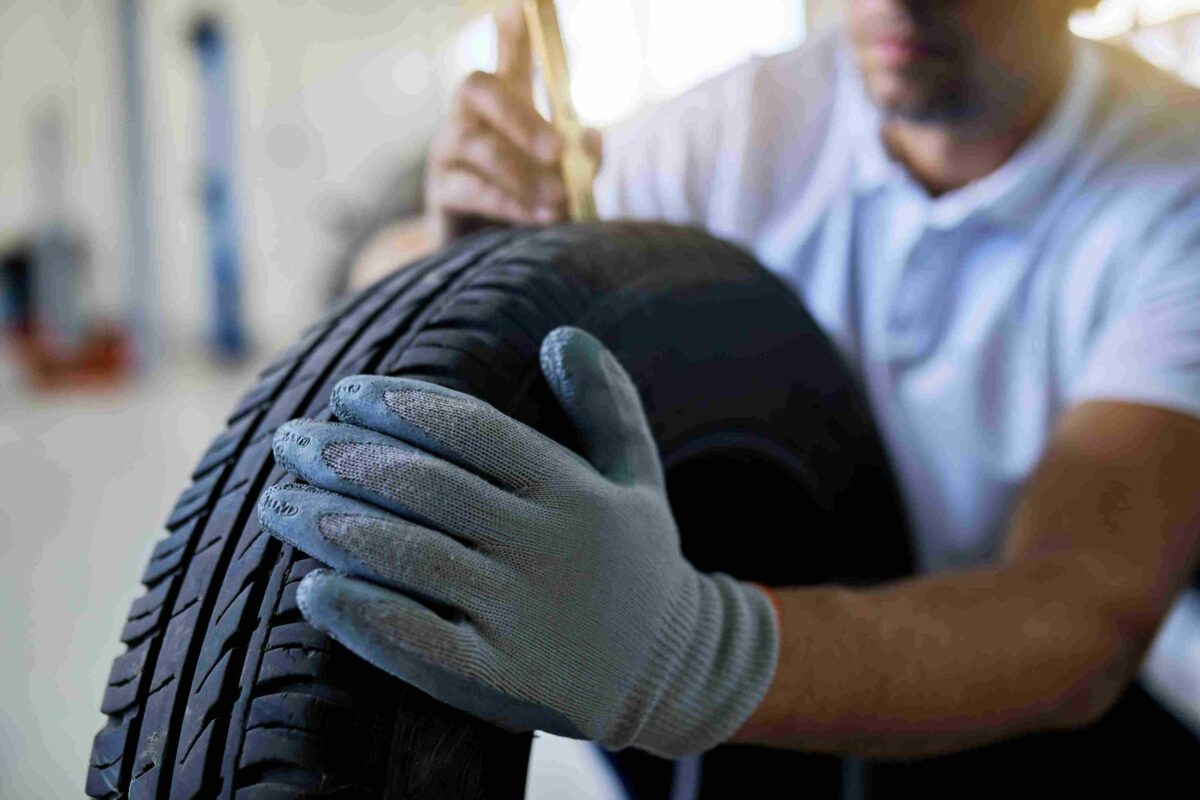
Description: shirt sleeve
1066,192,1200,421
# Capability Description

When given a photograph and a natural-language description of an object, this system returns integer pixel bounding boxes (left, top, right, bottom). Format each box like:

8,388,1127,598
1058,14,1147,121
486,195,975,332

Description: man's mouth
869,33,952,67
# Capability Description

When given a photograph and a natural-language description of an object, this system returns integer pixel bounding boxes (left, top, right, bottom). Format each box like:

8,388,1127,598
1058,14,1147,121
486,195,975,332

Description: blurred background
3,1,1200,797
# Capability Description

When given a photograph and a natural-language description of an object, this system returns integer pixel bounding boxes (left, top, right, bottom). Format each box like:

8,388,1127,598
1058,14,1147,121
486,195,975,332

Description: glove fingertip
256,486,288,540
539,325,605,405
296,568,341,629
330,374,372,419
538,326,574,385
270,420,312,476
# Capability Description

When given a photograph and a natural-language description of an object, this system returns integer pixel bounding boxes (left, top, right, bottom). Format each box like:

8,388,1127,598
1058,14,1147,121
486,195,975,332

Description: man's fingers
328,374,596,491
270,419,544,545
428,33,570,240
441,122,566,212
298,569,485,679
584,127,604,171
539,326,664,488
495,2,533,99
435,164,562,226
297,569,579,738
258,483,508,615
458,71,562,166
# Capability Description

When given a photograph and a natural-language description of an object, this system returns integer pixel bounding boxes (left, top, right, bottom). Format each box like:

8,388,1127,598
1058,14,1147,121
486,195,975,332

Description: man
260,0,1200,793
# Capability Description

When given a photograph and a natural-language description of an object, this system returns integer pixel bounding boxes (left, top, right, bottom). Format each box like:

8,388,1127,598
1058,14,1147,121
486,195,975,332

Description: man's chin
866,76,974,124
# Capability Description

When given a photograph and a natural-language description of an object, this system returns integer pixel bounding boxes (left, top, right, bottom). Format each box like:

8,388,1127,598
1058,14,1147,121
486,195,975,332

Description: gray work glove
257,325,780,758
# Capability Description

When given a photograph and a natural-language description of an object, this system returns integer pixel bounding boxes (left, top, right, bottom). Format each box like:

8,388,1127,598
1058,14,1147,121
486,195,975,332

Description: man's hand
257,325,778,758
425,3,603,246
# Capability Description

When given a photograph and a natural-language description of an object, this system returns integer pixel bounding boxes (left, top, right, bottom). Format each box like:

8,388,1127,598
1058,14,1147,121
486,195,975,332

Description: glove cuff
624,573,780,759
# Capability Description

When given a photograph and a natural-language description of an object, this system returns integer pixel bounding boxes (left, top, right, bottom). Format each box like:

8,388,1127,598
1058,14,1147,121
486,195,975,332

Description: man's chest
751,188,1114,570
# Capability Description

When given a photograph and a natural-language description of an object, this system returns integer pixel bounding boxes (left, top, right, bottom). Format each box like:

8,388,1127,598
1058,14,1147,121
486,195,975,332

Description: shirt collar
836,32,1103,232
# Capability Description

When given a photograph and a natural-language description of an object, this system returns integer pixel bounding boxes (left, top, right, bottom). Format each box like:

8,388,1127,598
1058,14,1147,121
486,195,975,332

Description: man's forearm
729,547,1143,759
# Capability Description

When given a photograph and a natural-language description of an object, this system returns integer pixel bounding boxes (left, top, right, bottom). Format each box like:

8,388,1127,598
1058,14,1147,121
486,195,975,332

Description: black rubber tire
86,222,914,799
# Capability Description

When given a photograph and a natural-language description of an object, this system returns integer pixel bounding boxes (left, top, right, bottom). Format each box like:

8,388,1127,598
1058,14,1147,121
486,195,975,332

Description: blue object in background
119,0,159,370
192,15,247,361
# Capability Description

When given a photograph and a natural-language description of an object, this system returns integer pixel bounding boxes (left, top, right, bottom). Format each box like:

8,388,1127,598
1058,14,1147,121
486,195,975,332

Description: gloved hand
257,325,780,759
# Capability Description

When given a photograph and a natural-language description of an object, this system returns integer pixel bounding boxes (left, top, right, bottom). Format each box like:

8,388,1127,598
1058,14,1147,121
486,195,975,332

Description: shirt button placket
885,200,936,366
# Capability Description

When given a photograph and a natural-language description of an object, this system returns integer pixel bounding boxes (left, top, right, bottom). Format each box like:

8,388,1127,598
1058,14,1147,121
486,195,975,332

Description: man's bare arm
729,400,1200,759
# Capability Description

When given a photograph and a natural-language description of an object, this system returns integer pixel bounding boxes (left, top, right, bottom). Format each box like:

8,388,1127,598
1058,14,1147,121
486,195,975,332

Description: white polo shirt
594,27,1200,577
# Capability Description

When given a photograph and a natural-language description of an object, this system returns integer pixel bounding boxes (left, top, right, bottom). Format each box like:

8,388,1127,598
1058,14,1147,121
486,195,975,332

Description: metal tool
523,0,598,222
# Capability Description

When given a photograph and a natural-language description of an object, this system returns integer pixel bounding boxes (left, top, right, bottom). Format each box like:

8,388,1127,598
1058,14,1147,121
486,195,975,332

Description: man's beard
872,58,1038,129
873,72,983,124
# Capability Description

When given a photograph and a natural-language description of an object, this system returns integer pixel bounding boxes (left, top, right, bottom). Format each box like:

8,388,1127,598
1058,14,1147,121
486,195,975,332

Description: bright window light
1071,0,1200,38
1070,0,1138,38
563,0,644,125
442,0,807,127
645,0,803,95
1139,0,1200,26
448,13,496,79
1070,0,1200,87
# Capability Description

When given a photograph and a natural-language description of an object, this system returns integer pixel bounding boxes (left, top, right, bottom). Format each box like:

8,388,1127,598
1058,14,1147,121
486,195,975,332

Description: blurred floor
0,341,264,798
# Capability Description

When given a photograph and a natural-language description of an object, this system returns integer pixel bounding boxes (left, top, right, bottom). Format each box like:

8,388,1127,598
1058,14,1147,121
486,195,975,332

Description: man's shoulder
1095,38,1200,116
1087,39,1200,174
1066,40,1200,237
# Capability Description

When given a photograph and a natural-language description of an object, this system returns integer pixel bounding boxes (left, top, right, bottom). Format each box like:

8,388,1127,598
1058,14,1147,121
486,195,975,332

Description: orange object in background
0,220,135,394
11,318,134,392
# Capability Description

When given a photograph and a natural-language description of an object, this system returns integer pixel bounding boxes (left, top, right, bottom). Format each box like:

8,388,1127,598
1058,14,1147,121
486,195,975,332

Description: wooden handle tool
523,0,598,222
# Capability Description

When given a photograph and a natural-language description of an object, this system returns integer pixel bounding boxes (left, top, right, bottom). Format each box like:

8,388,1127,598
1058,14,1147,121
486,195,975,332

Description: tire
86,222,914,799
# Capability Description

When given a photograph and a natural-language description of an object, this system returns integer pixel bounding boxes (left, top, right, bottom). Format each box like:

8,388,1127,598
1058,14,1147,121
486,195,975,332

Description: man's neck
880,43,1077,198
